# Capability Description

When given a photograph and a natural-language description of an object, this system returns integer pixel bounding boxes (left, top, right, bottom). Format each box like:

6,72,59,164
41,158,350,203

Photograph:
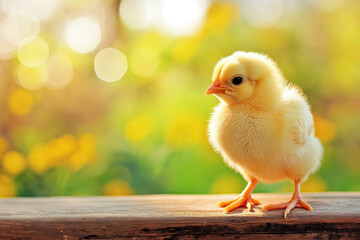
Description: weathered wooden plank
0,193,358,239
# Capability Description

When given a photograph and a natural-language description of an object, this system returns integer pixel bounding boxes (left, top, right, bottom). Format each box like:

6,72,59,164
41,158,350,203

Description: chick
206,51,322,218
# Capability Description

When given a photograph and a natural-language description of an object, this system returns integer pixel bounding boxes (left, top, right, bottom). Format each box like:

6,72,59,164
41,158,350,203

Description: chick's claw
218,195,260,213
217,198,240,208
262,196,312,218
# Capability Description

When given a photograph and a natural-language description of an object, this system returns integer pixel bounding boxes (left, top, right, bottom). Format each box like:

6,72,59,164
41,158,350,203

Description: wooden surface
0,193,359,239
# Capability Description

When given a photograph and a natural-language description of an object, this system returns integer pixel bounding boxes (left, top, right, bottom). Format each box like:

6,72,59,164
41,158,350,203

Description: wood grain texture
0,193,359,239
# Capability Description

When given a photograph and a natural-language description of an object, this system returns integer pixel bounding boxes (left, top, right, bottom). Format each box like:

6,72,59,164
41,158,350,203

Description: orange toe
262,202,289,211
224,197,247,213
217,197,240,208
296,199,313,211
262,196,312,218
218,195,260,213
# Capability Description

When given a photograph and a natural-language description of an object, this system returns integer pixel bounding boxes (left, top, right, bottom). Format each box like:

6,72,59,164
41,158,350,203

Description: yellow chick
206,51,322,218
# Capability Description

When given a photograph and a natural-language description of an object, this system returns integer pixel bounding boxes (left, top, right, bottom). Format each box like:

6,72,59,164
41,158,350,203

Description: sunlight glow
242,0,285,28
119,0,209,36
157,0,209,36
1,0,60,22
0,22,16,60
66,17,101,54
119,0,155,30
94,48,128,82
2,15,40,46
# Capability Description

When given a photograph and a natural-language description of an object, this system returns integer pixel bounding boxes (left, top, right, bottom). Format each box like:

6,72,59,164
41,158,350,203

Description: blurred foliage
0,0,359,197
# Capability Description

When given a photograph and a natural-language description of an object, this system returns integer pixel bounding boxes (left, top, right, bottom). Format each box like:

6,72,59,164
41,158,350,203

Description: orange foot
262,180,312,218
218,194,261,213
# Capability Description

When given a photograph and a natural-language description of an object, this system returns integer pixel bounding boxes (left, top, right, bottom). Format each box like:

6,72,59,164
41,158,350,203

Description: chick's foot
262,180,312,218
218,194,260,213
217,179,260,213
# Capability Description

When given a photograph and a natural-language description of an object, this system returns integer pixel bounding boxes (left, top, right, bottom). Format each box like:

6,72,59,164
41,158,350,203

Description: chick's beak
205,79,227,95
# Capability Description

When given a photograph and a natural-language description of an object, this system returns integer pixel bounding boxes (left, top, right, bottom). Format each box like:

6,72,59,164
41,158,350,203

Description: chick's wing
282,86,314,145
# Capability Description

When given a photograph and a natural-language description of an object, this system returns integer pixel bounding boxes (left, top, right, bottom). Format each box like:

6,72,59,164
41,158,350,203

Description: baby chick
206,51,322,218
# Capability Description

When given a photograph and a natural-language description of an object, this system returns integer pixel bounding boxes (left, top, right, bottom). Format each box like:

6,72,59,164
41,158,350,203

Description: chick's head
206,51,285,105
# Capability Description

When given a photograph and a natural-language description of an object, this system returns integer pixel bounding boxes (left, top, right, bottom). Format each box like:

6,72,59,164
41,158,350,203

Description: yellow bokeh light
94,48,128,82
164,114,207,147
17,37,49,68
0,174,16,197
301,176,327,192
66,17,101,54
65,147,95,172
171,37,201,63
210,175,243,194
7,88,35,116
79,133,96,151
202,2,239,36
64,133,96,172
45,55,73,89
28,144,50,174
129,46,159,77
104,179,133,195
48,134,78,162
2,151,26,175
314,115,337,143
124,115,153,143
15,64,47,90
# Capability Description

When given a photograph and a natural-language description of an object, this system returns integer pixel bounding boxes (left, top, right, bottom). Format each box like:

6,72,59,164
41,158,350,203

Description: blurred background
0,0,359,197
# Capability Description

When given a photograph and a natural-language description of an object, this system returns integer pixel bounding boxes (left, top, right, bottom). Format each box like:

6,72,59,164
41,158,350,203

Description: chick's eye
231,76,244,85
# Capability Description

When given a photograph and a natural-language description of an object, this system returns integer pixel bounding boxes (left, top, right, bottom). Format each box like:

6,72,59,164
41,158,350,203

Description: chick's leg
262,180,312,218
217,179,260,213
